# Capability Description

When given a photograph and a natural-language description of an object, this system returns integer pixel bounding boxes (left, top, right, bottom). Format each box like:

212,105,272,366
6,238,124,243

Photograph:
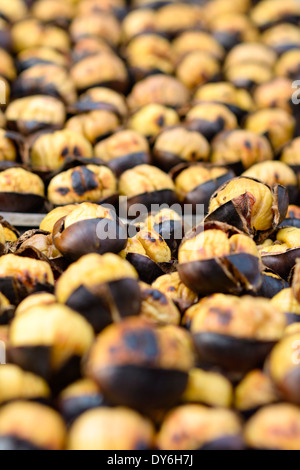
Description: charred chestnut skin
193,333,276,374
256,271,290,299
262,248,300,281
126,252,175,285
53,215,127,261
178,222,262,297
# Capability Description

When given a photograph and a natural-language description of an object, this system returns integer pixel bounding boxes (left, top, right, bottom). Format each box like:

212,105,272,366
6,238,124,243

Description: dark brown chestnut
152,272,198,314
256,270,290,299
55,253,141,333
85,317,194,411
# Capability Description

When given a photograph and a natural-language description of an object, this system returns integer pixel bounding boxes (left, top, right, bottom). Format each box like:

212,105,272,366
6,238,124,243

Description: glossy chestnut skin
206,177,289,243
178,221,262,297
85,318,194,411
52,203,127,261
55,253,141,333
256,270,290,299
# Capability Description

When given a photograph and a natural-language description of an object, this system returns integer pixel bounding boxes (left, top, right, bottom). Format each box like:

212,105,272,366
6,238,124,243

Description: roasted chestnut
128,104,180,139
119,164,176,215
0,364,50,405
251,0,300,30
12,64,77,106
0,129,20,163
0,401,66,450
5,95,66,135
13,230,62,265
0,168,45,213
70,87,127,119
152,272,198,314
58,378,106,424
70,12,121,46
85,317,194,410
206,177,288,242
173,164,234,213
225,62,273,90
243,161,299,204
120,228,173,284
68,407,155,450
66,110,120,144
52,203,127,260
245,108,296,153
176,51,221,91
244,404,300,450
281,137,300,168
29,129,93,172
173,31,225,62
182,368,233,408
185,103,238,142
94,130,151,177
254,78,295,113
9,303,94,386
261,23,300,54
211,13,258,51
127,74,189,112
271,288,300,325
77,0,126,17
153,126,210,172
138,281,180,326
0,0,28,23
275,49,300,81
224,42,277,70
280,205,300,228
178,221,262,296
189,294,286,373
256,270,290,299
39,205,77,233
121,8,157,43
204,0,251,18
15,292,56,317
70,52,128,94
0,49,16,82
12,17,70,52
48,165,117,206
156,405,244,450
125,34,175,79
234,370,278,414
156,3,206,37
55,253,141,333
31,0,75,29
72,37,114,63
260,227,300,280
17,46,70,71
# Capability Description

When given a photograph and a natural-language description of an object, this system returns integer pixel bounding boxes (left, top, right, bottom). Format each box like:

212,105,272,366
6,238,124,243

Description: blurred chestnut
235,370,278,415
128,104,180,139
152,272,198,314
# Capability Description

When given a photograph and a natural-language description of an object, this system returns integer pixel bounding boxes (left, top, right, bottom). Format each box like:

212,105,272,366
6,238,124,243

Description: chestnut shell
0,193,47,213
108,152,151,178
126,253,176,284
124,190,178,219
262,248,300,281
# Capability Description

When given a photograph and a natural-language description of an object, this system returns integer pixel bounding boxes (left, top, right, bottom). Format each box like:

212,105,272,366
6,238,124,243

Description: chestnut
15,292,56,317
71,37,114,63
12,64,77,106
182,368,233,408
127,74,189,113
173,164,235,213
0,253,55,304
189,294,286,373
67,407,155,450
176,51,221,91
11,19,70,54
125,34,175,79
244,108,295,153
39,205,77,233
65,110,120,145
32,0,75,29
245,404,300,450
152,272,198,314
70,12,121,47
0,0,28,23
271,288,300,325
128,104,180,139
254,78,295,113
17,46,70,71
173,31,225,62
204,0,251,18
139,281,180,326
185,103,238,142
55,253,141,333
0,167,46,213
178,221,262,296
153,126,210,172
5,95,66,135
260,227,300,280
0,18,11,52
48,165,117,206
58,379,106,424
29,129,93,172
120,228,174,284
119,164,177,215
281,137,300,168
52,202,127,260
0,291,14,325
156,405,244,450
243,161,299,204
251,0,300,30
206,177,288,242
224,42,277,70
256,270,290,299
9,303,94,387
211,13,258,51
70,87,127,119
0,48,16,82
0,401,66,450
156,3,205,37
225,62,273,90
193,82,254,122
94,130,151,177
122,8,157,43
77,0,126,17
269,332,300,405
261,23,300,55
85,317,194,411
0,129,21,163
70,52,128,94
280,205,300,229
234,370,278,415
0,364,50,405
275,49,300,80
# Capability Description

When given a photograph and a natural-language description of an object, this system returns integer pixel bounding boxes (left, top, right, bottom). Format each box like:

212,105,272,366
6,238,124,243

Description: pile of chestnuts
0,0,300,452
